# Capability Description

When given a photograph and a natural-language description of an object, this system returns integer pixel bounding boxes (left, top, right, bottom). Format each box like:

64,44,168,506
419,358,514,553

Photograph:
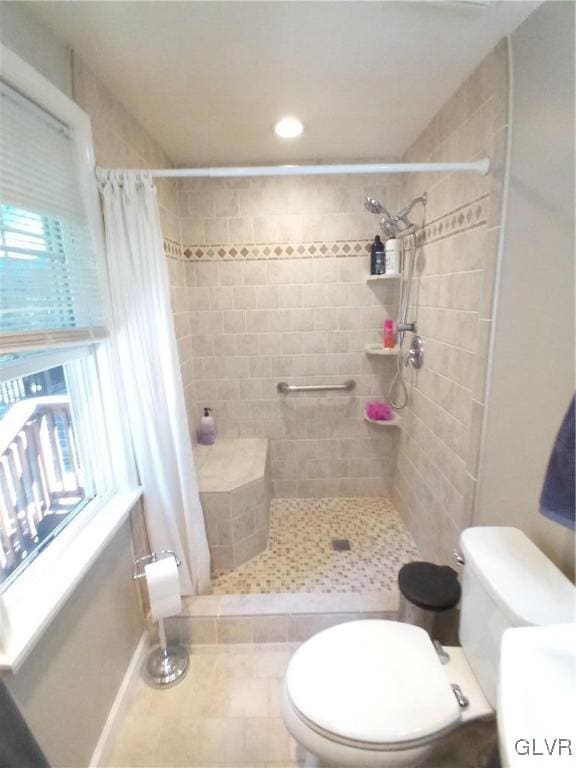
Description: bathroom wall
176,174,404,497
393,41,509,562
3,522,142,767
476,0,575,579
0,1,72,96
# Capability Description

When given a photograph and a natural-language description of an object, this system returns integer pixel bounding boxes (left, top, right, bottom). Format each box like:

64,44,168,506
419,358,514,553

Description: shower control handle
407,335,424,369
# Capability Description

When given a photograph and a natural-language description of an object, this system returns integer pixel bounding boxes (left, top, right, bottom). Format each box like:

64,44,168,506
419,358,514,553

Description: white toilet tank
458,526,575,708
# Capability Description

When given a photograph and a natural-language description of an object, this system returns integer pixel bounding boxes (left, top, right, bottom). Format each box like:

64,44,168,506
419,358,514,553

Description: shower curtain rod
97,158,490,180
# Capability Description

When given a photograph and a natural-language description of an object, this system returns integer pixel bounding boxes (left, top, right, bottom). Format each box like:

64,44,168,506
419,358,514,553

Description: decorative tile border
180,239,372,262
163,194,490,263
416,194,489,246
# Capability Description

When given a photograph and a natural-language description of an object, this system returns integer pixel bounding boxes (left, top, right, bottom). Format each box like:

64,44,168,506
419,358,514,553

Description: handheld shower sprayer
364,196,393,218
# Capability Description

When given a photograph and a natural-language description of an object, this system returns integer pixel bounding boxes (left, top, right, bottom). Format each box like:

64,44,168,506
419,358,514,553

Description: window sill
0,487,143,672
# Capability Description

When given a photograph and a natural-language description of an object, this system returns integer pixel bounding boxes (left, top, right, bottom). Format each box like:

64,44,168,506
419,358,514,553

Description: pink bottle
384,320,395,349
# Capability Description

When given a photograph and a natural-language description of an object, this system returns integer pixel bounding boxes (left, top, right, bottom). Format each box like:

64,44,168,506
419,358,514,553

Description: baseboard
89,632,148,767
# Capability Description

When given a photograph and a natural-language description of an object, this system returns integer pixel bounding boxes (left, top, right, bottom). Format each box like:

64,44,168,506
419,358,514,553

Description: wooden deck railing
0,396,85,583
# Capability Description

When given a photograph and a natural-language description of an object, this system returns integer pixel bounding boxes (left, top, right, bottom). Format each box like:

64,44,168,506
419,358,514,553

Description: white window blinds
0,81,106,353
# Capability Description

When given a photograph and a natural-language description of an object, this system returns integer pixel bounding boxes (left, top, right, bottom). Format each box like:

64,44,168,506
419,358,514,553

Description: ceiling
26,1,539,166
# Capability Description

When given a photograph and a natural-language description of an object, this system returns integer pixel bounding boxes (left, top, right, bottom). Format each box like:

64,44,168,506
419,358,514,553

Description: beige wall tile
204,217,229,245
253,215,278,242
228,217,254,244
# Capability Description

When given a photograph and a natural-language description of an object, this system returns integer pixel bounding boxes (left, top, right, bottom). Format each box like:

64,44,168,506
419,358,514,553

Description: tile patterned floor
107,644,298,767
212,498,420,594
107,643,496,768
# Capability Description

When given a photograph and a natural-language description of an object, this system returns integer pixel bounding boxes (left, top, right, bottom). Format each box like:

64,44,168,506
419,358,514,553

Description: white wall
476,0,575,578
0,1,72,96
4,522,142,767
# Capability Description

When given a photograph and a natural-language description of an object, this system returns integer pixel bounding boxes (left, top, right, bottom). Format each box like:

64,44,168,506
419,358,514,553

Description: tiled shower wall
393,41,508,562
171,175,405,497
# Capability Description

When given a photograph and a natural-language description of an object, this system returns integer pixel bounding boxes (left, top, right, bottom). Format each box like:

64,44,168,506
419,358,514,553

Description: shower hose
388,232,417,410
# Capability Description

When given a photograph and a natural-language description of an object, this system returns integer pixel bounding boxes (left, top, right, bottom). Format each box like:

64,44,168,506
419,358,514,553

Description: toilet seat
286,620,461,751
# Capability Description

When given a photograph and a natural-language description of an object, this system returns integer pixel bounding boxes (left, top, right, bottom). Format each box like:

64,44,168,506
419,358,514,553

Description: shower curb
164,589,399,645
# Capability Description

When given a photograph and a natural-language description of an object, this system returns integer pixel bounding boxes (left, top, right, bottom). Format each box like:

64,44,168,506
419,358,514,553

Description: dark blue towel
540,396,575,530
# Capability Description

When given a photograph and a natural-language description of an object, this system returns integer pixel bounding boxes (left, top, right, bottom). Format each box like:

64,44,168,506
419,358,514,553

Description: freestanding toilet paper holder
133,550,189,687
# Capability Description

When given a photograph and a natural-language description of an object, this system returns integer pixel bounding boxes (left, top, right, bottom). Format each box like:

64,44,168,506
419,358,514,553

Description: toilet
281,527,576,767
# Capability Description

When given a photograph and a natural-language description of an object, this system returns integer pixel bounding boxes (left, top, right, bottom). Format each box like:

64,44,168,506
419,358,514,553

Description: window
0,77,114,590
0,365,91,587
0,47,139,668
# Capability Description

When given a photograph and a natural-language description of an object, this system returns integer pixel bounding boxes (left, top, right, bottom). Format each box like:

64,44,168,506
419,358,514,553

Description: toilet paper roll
145,557,182,622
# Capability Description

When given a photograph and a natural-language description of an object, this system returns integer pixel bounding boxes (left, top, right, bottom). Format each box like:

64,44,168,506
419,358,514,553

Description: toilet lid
286,620,461,747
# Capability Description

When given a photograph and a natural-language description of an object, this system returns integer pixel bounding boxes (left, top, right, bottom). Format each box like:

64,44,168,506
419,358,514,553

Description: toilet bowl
282,528,576,768
281,619,492,768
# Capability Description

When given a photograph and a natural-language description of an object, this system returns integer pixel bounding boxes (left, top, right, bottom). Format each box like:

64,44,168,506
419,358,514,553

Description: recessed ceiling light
274,117,304,139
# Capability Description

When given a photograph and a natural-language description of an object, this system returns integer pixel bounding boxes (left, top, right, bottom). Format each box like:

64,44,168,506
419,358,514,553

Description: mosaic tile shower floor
212,497,420,594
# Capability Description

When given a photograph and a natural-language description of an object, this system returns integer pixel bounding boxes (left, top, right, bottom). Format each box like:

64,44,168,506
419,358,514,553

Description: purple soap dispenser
197,407,216,445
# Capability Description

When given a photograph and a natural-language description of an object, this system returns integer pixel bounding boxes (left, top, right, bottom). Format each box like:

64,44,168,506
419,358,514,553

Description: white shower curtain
98,170,210,595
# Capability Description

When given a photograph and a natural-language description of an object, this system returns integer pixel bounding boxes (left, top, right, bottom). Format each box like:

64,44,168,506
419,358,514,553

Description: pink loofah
366,401,393,421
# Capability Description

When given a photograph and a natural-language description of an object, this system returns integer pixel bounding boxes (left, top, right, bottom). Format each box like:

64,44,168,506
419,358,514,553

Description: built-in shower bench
195,438,271,575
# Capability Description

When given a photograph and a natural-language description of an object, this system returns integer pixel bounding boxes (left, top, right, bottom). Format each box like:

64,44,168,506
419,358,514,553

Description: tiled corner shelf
366,273,400,282
364,414,401,428
364,343,399,356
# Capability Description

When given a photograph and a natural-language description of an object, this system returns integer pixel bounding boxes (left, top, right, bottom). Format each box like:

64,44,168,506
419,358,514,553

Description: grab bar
277,380,356,394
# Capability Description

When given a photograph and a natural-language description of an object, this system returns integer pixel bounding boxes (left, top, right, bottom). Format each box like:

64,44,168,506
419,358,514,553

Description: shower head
364,196,392,218
364,196,380,214
364,196,398,237
364,192,427,239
